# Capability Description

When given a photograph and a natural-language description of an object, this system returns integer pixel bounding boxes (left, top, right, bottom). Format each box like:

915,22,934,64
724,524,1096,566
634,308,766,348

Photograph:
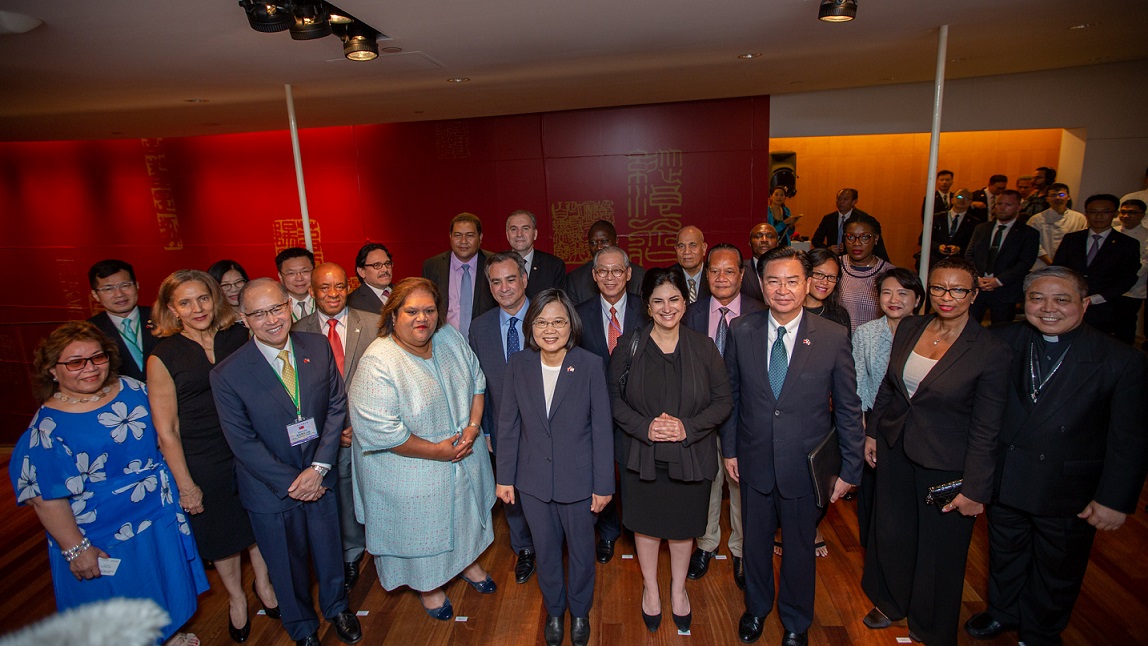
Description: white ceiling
0,0,1144,141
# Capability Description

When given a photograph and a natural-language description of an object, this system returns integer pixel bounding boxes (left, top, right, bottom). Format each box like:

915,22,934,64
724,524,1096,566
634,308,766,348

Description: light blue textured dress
348,325,494,592
852,316,896,410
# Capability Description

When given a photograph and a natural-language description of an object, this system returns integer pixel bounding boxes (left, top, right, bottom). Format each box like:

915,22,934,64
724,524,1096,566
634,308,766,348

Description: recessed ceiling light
446,77,470,83
184,98,209,103
1068,23,1094,30
737,52,763,60
380,46,402,54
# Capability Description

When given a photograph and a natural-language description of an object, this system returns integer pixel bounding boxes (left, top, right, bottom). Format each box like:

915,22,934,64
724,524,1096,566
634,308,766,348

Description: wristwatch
311,464,330,477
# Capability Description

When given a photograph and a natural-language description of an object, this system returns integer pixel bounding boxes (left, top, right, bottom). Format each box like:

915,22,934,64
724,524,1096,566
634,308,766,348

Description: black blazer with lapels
421,250,496,321
88,306,161,382
868,315,1011,502
965,220,1040,304
1052,229,1141,304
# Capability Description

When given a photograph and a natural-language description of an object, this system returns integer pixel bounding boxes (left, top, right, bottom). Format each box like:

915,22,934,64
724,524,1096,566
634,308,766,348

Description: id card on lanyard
275,351,319,447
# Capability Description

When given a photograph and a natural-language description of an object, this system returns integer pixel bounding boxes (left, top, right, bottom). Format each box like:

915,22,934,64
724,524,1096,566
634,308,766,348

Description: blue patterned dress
348,325,495,592
9,377,209,642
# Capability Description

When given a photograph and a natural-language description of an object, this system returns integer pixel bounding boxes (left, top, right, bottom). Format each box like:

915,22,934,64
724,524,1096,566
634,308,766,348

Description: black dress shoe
908,629,923,643
544,615,564,646
687,548,715,580
738,612,765,644
732,556,746,591
331,610,363,644
229,615,251,643
964,612,1017,639
596,538,616,563
515,549,536,584
642,609,662,633
253,581,280,620
295,634,320,646
862,606,892,629
344,557,362,592
782,630,808,646
570,616,590,646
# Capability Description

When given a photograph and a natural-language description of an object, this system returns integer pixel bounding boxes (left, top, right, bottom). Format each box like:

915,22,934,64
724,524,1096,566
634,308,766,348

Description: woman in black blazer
496,288,614,646
608,268,732,634
859,257,1010,646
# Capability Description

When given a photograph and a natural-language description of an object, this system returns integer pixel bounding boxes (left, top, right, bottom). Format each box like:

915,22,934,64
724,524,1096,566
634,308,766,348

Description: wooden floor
2,450,1146,645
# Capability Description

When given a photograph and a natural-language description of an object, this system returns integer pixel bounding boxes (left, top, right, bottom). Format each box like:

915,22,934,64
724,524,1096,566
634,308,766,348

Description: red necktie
608,306,621,354
327,318,346,376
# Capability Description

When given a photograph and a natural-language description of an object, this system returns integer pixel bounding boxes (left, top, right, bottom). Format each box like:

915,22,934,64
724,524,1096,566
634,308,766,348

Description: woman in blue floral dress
9,321,208,644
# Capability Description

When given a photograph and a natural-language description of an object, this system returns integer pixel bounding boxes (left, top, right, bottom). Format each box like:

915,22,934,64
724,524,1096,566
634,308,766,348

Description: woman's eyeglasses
57,352,110,372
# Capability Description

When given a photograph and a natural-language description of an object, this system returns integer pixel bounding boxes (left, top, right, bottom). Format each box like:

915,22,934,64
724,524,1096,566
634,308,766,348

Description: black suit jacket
740,259,765,302
720,311,864,497
929,210,982,264
422,250,496,321
968,188,994,222
346,284,383,314
88,306,161,382
921,192,953,220
683,295,766,340
868,315,1010,502
565,261,645,305
992,323,1148,516
524,250,568,298
1052,229,1141,306
964,220,1040,304
574,294,644,366
811,209,871,250
668,263,711,304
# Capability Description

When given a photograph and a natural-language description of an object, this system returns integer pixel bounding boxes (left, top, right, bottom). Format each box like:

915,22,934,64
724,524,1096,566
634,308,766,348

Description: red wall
0,96,770,443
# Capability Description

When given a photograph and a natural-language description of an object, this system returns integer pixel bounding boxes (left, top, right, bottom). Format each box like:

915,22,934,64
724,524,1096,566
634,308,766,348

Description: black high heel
253,580,280,620
228,615,251,643
672,592,692,632
641,587,661,632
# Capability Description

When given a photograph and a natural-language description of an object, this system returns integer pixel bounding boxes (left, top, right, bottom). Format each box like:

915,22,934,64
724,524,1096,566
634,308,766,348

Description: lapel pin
567,366,575,372
803,339,811,346
303,358,311,363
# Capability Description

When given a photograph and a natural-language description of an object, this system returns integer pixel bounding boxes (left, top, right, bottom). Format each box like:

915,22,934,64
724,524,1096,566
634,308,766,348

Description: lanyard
272,353,303,418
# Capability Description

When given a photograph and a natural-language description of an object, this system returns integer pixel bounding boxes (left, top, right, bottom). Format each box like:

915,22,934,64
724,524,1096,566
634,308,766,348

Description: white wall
769,60,1148,198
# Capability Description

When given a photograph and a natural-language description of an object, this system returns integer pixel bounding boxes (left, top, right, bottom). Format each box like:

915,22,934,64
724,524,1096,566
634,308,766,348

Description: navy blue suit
683,295,766,338
497,347,614,616
720,311,863,633
211,332,349,641
469,305,534,554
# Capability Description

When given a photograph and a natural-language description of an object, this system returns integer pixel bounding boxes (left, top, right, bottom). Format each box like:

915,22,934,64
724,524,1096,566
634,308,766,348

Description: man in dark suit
212,278,362,646
741,223,779,303
86,259,159,382
920,169,955,220
928,189,982,266
346,242,392,314
506,209,567,298
468,251,536,585
669,225,710,304
565,220,645,304
422,212,495,338
811,188,869,254
966,266,1147,645
969,174,1008,222
1051,194,1141,341
966,190,1041,325
277,247,316,322
292,262,381,594
573,245,644,562
683,243,765,590
720,247,864,646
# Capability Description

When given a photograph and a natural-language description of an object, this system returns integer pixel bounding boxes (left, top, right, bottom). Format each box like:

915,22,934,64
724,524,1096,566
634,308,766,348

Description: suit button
1059,426,1066,432
546,457,552,462
774,410,781,417
1039,454,1045,461
1008,444,1015,451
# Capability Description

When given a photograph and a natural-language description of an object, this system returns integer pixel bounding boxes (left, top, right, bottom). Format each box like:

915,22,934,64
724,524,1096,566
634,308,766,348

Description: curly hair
32,321,121,403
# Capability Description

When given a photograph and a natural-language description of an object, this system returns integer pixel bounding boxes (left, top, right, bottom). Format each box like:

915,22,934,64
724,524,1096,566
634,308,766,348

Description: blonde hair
152,269,237,337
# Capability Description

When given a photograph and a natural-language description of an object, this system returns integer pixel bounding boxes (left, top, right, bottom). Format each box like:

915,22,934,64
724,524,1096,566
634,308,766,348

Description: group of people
9,183,1146,646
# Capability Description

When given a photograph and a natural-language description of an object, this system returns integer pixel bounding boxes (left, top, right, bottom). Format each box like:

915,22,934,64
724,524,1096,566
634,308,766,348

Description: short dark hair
759,246,812,278
275,247,314,272
843,212,883,237
587,220,617,239
485,251,527,279
929,256,979,287
999,189,1021,200
1084,194,1120,210
875,267,925,309
706,242,743,266
1122,199,1147,212
1047,182,1071,195
838,188,859,201
451,212,482,236
207,259,249,285
524,288,581,351
1036,166,1057,182
937,170,954,178
989,174,1008,185
88,259,135,289
640,267,689,306
355,243,392,269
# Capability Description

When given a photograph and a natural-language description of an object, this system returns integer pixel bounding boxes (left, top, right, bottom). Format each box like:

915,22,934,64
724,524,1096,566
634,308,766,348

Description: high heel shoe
228,615,251,643
641,587,661,633
672,592,692,632
253,581,280,620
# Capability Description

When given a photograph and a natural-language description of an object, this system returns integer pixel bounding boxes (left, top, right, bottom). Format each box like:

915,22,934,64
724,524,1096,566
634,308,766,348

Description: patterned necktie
768,326,788,398
607,306,621,354
715,307,730,357
120,317,144,369
1086,234,1102,266
293,300,307,322
986,224,1007,270
277,349,297,401
381,286,392,304
326,318,345,376
459,264,473,337
688,278,698,302
506,316,520,359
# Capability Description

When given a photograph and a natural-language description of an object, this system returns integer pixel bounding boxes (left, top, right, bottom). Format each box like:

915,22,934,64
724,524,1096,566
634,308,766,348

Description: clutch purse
924,479,963,510
806,428,841,508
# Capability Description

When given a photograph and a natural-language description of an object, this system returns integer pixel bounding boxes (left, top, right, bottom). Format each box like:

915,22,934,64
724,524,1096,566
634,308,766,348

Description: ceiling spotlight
342,22,378,61
737,52,763,59
327,2,353,25
447,77,470,83
238,0,291,33
289,1,331,40
818,0,857,22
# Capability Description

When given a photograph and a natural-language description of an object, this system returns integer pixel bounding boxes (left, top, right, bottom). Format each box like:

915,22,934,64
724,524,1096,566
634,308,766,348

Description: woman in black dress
148,270,278,643
609,269,732,634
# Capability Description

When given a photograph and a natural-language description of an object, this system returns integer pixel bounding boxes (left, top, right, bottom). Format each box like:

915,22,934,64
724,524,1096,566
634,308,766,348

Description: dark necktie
459,264,473,337
768,327,788,398
1086,234,1102,266
715,307,730,356
506,316,520,359
950,214,960,238
986,224,1007,271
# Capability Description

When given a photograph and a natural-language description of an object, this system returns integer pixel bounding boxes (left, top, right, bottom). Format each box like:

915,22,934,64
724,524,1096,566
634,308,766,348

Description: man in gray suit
292,262,381,593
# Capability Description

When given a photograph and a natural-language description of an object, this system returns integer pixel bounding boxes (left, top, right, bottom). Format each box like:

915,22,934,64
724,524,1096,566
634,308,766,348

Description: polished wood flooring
2,449,1146,645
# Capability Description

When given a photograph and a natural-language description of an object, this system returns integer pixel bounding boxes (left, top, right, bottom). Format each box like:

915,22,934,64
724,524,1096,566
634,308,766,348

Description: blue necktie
768,326,788,398
506,316,520,359
459,264,473,338
715,307,730,357
120,317,144,369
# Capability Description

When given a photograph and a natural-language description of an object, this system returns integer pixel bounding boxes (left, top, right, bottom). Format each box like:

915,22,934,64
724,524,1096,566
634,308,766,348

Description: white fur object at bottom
0,598,170,646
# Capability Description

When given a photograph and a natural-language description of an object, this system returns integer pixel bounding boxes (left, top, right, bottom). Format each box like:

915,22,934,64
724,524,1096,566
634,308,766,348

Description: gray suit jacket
292,307,381,390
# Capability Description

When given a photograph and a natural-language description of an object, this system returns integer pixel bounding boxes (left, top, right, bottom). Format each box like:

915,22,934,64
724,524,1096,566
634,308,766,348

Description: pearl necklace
53,386,112,404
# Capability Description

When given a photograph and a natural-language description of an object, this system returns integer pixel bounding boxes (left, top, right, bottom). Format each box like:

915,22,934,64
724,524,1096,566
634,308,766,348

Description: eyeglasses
220,279,247,291
57,352,110,372
533,318,569,330
928,285,974,300
594,268,627,279
94,281,137,294
765,277,805,290
362,261,393,270
1119,209,1146,216
811,271,839,283
246,301,290,321
282,270,312,279
844,234,875,243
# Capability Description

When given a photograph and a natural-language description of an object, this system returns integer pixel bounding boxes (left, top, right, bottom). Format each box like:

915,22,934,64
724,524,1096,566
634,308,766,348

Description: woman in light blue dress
10,321,208,645
348,278,496,621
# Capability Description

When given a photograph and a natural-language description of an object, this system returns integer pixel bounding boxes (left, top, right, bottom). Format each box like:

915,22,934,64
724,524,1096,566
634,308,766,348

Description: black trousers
861,434,976,646
986,502,1097,646
741,482,819,632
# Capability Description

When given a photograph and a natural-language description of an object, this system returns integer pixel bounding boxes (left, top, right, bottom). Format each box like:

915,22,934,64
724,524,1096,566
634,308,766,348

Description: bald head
675,225,707,273
311,262,349,317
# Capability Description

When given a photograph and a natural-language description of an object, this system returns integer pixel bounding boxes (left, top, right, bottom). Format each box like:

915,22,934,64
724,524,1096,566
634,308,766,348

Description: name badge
288,417,319,446
98,557,121,576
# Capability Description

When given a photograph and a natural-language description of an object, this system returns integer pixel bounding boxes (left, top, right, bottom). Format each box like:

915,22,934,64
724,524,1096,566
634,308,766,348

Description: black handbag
806,427,841,508
617,331,641,402
924,479,963,510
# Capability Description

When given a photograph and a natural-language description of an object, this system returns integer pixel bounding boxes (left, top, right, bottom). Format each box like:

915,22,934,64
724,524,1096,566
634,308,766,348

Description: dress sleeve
347,350,413,452
12,412,78,504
